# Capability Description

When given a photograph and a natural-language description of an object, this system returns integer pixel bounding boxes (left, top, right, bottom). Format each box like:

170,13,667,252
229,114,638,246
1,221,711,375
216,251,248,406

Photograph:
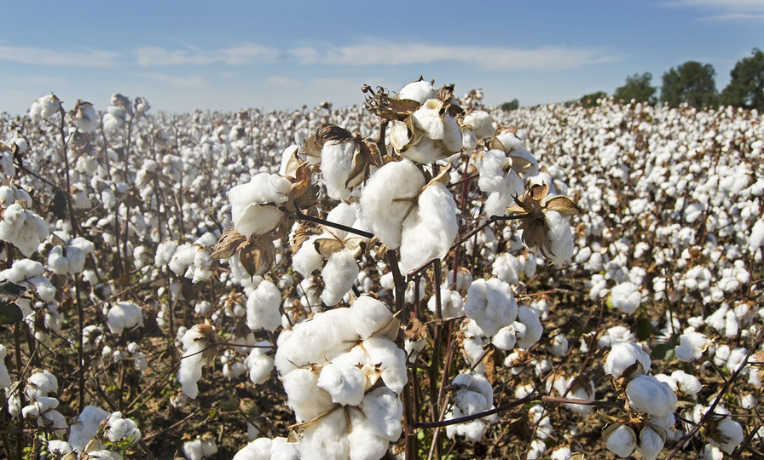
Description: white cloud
289,47,321,65
134,43,279,66
304,42,615,71
137,73,206,88
0,45,119,67
666,0,764,20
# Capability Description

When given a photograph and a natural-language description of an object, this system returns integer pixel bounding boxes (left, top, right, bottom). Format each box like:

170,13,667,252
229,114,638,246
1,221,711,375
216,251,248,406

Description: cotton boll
427,287,463,318
233,437,273,460
281,368,336,422
604,424,637,458
399,182,458,273
626,374,677,418
464,278,517,337
317,364,366,406
25,370,58,401
68,405,110,450
351,296,393,339
227,173,291,238
347,410,389,460
491,326,517,351
671,370,702,396
605,342,652,379
0,345,10,389
321,249,360,306
321,140,357,200
674,332,709,362
106,302,144,334
178,325,214,399
292,235,324,277
359,159,425,249
637,425,665,460
750,219,764,250
515,306,543,349
610,282,642,315
545,210,575,265
246,280,282,332
398,80,437,104
362,337,407,395
245,343,274,385
298,408,349,460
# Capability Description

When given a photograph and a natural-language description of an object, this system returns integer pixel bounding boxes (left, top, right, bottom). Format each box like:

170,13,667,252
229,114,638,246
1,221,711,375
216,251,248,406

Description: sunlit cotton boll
246,280,282,332
626,374,677,418
604,342,651,379
106,302,144,334
544,210,575,265
609,281,642,315
397,80,438,104
29,94,62,120
399,182,458,274
464,277,518,337
320,249,360,306
227,173,291,238
604,424,637,458
674,331,710,362
178,325,214,399
359,159,425,249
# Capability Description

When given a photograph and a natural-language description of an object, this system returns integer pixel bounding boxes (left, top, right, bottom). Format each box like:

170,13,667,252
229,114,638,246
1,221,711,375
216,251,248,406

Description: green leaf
0,301,22,324
651,341,676,360
634,317,655,341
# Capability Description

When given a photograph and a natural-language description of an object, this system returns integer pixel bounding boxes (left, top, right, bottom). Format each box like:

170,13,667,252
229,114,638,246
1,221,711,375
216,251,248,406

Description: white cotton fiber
362,337,407,395
178,325,211,399
398,80,437,104
347,410,389,460
275,308,358,374
674,331,709,362
298,407,349,460
68,405,109,451
244,344,274,385
317,363,366,406
626,374,677,418
351,296,393,339
359,159,425,249
321,140,357,200
544,210,575,265
246,280,282,332
227,173,291,238
359,386,403,441
106,302,144,334
477,150,508,193
604,342,651,378
399,182,458,274
281,368,336,422
321,249,359,306
233,437,272,460
0,345,10,389
291,234,324,277
610,282,642,315
464,278,518,337
750,219,764,251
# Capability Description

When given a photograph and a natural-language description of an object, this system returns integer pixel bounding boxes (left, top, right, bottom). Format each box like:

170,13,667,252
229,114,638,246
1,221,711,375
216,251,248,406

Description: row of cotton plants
0,81,760,460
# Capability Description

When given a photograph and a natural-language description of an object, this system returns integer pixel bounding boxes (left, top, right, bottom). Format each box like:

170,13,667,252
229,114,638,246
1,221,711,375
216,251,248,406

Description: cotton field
0,80,762,460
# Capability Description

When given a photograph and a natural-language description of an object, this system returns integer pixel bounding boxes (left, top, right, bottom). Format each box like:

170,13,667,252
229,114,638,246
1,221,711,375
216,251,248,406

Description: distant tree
501,99,519,111
721,48,764,111
613,73,656,104
661,61,718,109
580,91,607,107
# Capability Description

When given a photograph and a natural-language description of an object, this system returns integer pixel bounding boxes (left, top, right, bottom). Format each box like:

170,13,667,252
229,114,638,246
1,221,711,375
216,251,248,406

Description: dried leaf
212,228,247,259
238,238,275,277
290,223,321,254
542,195,583,216
404,318,428,341
343,237,366,258
314,238,344,258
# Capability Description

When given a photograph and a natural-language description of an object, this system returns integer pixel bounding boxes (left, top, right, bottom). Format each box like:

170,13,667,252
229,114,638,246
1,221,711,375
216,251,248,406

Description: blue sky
1,0,762,115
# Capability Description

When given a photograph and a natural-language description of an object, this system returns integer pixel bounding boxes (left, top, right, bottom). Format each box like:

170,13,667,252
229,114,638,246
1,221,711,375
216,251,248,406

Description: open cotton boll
427,287,463,318
359,386,403,441
347,409,389,460
605,423,637,458
674,331,709,362
709,417,744,454
321,249,360,306
245,343,274,385
610,281,642,315
178,325,213,399
544,210,575,265
604,342,651,379
462,111,495,139
275,308,358,374
749,219,764,251
399,182,458,273
233,437,273,460
298,407,349,460
351,296,392,339
106,302,144,334
228,173,291,238
398,80,437,103
492,252,523,285
637,426,664,460
464,278,518,337
515,306,543,349
282,368,337,422
359,159,425,249
477,150,508,193
626,374,677,418
321,140,357,200
246,280,282,332
25,369,58,400
291,235,324,277
106,412,141,445
362,337,407,395
317,363,367,406
68,405,109,451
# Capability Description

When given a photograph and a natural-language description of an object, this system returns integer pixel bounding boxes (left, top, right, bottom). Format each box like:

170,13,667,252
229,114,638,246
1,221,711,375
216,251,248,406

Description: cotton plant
46,233,95,275
0,184,50,257
274,295,405,460
178,323,217,399
444,372,498,442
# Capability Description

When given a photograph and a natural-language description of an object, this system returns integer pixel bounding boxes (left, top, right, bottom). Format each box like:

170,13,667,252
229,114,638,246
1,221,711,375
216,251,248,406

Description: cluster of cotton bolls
2,79,762,460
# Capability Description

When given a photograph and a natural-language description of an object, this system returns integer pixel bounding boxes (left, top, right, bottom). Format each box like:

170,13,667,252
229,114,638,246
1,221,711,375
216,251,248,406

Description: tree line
503,48,763,111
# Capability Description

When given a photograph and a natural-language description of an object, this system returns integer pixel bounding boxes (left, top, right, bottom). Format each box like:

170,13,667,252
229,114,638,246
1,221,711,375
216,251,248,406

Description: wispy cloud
0,45,119,67
296,42,616,71
665,0,764,20
137,73,206,88
134,43,279,66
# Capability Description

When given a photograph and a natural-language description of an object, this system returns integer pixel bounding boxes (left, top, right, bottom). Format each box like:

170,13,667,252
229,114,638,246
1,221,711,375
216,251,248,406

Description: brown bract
301,124,379,191
212,228,276,277
506,183,582,258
